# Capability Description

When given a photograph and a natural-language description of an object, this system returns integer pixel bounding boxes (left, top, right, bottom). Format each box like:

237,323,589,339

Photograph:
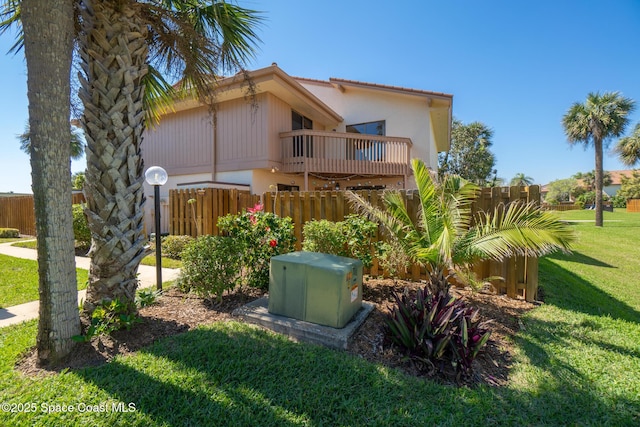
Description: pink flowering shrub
218,203,295,289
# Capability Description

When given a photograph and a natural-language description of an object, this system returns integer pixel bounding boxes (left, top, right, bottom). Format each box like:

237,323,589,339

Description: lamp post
145,166,168,290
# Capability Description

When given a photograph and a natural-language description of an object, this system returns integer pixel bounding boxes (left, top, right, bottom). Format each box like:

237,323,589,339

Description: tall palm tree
616,123,640,167
79,0,262,314
346,158,575,290
2,0,81,364
2,0,261,315
562,92,635,226
509,173,534,187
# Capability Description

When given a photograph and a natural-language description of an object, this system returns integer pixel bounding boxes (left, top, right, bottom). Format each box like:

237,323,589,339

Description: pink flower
249,215,257,225
247,203,264,214
265,227,271,232
269,239,277,247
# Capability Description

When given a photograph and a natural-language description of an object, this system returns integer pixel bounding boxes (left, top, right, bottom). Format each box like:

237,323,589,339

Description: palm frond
616,123,640,167
345,190,416,262
143,64,178,126
464,202,575,262
0,0,23,54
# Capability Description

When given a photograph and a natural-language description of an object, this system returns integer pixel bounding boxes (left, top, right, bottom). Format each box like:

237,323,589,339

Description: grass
0,255,88,308
140,254,182,269
0,237,23,244
0,209,639,425
9,240,38,250
12,240,182,269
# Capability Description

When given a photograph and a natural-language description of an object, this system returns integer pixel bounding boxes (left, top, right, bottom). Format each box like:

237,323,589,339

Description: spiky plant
346,158,576,291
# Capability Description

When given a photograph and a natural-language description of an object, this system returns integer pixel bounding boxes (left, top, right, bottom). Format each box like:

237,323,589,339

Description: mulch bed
16,279,537,387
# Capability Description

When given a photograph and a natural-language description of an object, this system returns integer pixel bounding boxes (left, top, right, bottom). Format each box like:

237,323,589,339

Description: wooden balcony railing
279,130,412,176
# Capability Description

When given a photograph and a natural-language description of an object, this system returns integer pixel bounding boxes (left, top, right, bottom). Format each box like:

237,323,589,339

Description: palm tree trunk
594,137,604,227
79,0,149,314
22,0,80,364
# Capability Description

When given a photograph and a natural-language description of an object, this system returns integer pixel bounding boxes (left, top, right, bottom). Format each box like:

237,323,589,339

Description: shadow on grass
539,258,640,323
72,322,639,426
546,250,614,268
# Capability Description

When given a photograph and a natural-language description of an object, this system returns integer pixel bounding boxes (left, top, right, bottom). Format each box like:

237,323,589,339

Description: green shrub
611,194,627,208
73,298,139,342
161,235,194,259
302,219,345,255
0,228,19,238
218,203,295,289
179,235,243,302
302,214,378,268
72,204,91,249
386,287,491,379
136,289,162,308
376,241,411,278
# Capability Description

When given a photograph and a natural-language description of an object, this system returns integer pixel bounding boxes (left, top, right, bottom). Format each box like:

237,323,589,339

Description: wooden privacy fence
0,193,85,236
627,199,640,213
542,203,581,212
170,185,542,301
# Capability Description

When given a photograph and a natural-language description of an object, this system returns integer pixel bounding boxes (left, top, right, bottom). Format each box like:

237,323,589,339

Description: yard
0,209,638,425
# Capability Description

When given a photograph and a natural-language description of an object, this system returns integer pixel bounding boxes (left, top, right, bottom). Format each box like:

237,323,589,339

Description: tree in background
18,122,85,160
572,170,612,191
438,119,496,185
617,170,640,200
616,123,640,167
510,173,534,186
562,92,635,226
544,178,581,205
72,171,85,190
1,0,81,365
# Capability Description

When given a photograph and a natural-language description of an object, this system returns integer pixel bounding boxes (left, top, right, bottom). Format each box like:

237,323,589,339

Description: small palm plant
346,158,575,292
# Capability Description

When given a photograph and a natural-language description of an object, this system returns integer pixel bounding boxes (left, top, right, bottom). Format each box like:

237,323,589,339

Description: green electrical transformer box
268,251,363,328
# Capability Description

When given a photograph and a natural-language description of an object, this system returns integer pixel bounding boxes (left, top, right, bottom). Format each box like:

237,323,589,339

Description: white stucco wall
298,80,437,170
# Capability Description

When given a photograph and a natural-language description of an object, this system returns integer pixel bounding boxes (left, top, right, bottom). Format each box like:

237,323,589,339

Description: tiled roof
608,170,635,185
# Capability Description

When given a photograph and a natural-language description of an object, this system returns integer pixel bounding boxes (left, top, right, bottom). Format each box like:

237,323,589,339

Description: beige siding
266,93,293,161
216,94,270,171
143,107,213,175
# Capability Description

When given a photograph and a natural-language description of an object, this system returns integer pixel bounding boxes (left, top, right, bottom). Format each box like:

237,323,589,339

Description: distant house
604,170,635,197
141,64,452,231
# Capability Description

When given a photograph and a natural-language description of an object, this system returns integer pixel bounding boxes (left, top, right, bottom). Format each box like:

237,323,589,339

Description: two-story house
141,64,452,228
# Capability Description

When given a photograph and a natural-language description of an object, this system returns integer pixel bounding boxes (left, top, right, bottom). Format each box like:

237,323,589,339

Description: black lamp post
145,166,168,290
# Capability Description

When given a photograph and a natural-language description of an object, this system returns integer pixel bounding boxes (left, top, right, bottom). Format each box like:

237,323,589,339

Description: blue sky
2,0,640,193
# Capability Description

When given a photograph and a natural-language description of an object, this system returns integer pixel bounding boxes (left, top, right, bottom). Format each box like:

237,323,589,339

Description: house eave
162,65,344,128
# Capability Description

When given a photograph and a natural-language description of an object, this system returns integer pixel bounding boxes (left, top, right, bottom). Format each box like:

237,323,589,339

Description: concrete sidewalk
0,241,180,328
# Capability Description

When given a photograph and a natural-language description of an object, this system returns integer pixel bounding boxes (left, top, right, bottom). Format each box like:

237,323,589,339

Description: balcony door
346,120,386,161
292,111,313,157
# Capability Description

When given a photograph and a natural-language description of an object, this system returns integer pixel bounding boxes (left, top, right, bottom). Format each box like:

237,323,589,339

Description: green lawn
140,254,182,269
0,238,23,244
0,254,88,308
0,209,639,425
12,240,182,269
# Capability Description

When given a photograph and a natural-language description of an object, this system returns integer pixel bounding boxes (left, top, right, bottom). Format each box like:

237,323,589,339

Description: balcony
279,130,412,177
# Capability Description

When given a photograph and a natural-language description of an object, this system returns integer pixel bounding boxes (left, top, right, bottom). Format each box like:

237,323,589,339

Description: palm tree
510,173,534,187
346,158,575,292
616,123,640,166
562,92,635,226
2,0,262,315
19,122,85,160
79,1,262,314
573,170,612,191
2,0,81,364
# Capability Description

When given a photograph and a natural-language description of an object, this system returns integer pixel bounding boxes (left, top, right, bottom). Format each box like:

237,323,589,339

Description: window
277,183,299,192
292,111,313,157
346,120,386,161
